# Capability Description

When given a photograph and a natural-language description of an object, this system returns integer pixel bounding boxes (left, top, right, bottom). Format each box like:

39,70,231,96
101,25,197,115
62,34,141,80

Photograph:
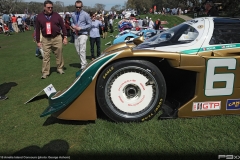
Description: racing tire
96,60,166,122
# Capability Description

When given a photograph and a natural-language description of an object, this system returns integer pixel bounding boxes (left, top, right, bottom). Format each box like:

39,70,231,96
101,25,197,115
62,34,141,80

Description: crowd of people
0,0,219,81
0,13,36,36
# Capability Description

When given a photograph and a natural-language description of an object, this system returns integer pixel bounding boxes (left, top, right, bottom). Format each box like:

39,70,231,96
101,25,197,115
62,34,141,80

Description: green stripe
181,43,240,54
40,53,117,117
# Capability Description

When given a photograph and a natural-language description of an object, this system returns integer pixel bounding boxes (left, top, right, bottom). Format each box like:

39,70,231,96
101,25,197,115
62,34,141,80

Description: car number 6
205,58,236,96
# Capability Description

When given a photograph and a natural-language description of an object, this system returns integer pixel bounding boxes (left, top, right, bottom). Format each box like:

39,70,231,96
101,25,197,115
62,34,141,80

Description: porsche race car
40,17,240,122
113,28,157,44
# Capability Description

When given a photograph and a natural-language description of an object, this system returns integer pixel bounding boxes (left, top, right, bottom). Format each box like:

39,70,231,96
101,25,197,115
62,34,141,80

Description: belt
77,32,88,35
44,34,60,38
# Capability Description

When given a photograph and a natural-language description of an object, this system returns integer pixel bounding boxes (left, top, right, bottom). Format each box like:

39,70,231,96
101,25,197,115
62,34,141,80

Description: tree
110,4,121,11
27,2,43,14
94,3,105,11
54,1,64,12
65,5,75,12
0,0,23,14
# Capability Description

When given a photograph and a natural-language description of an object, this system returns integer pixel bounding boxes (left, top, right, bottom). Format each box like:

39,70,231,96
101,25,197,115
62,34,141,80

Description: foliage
94,3,105,11
125,0,240,16
0,0,23,14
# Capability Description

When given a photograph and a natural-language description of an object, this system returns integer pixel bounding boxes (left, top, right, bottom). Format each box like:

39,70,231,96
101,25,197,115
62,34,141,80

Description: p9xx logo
205,58,236,96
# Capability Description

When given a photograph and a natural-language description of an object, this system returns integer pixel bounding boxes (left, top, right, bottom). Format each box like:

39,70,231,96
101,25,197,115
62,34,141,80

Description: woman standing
89,12,103,60
64,14,71,37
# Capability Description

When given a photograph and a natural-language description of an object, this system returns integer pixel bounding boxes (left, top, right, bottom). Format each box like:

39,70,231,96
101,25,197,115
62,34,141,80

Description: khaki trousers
41,35,64,75
74,35,88,69
12,22,19,33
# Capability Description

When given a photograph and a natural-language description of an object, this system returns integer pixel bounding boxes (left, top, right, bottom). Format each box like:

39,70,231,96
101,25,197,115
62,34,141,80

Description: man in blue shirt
89,12,103,60
71,0,91,70
2,12,10,30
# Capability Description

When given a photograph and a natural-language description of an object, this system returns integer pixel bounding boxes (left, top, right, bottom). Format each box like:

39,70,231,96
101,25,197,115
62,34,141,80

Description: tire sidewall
96,59,166,122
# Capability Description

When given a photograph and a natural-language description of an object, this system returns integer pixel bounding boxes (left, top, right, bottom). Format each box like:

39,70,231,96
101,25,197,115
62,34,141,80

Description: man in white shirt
148,18,154,29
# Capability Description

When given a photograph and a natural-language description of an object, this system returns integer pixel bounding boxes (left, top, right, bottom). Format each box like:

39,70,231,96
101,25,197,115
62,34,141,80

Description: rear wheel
96,60,166,122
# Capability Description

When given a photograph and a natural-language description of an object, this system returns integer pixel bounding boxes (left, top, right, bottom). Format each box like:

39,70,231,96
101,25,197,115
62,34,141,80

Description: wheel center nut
124,84,140,99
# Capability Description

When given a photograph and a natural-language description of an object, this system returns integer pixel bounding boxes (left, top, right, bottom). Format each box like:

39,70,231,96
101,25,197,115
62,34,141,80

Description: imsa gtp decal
192,101,221,111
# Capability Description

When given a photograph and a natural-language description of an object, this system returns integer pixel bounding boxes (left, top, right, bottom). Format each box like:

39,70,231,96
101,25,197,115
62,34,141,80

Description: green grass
1,15,239,160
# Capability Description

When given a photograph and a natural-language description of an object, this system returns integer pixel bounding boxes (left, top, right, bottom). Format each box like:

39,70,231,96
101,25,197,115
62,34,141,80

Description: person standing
89,12,102,61
103,14,109,38
204,0,219,16
71,0,91,70
11,14,18,33
109,15,113,33
64,14,71,37
2,12,10,30
35,0,68,79
25,15,31,31
17,16,24,32
148,18,154,29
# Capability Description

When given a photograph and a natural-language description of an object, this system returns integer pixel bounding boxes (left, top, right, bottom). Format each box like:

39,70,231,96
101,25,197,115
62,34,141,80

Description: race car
40,17,240,122
113,28,158,44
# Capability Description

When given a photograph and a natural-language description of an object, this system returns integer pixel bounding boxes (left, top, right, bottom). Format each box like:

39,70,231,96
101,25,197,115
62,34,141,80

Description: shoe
0,95,8,100
57,69,65,74
35,54,39,57
41,74,48,79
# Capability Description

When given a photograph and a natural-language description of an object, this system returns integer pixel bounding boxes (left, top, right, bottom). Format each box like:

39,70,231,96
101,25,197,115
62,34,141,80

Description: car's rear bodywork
40,17,240,122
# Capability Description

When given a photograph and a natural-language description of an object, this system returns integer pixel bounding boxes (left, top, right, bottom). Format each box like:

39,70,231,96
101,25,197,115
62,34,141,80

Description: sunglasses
76,6,82,9
47,7,53,9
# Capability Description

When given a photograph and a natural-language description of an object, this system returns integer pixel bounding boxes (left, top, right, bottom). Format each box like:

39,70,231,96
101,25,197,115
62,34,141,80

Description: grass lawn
0,14,239,160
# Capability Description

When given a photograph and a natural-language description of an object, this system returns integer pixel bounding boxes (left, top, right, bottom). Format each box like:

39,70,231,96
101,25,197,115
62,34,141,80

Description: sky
23,0,126,10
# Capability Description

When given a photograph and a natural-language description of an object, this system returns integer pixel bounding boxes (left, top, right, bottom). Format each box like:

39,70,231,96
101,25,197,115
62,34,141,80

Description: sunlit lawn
1,14,239,160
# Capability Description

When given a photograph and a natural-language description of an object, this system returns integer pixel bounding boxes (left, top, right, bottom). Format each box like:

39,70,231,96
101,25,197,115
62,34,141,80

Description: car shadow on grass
12,139,69,156
43,116,95,126
42,103,113,126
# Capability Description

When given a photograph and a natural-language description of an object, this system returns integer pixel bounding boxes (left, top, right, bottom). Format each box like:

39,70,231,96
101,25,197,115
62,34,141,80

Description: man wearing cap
204,0,219,16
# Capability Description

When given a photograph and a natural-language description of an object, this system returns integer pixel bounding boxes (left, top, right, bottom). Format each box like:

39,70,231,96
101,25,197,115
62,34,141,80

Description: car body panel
40,17,240,121
113,29,157,44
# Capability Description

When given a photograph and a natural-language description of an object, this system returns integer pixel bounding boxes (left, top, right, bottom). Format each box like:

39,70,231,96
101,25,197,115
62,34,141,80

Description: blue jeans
90,37,101,59
36,47,40,55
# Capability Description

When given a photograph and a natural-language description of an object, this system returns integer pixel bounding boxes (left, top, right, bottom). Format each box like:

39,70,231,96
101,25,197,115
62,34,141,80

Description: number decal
205,58,236,96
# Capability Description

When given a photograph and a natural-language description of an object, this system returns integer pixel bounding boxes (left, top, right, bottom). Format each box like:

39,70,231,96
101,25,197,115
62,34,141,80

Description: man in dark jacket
204,0,219,16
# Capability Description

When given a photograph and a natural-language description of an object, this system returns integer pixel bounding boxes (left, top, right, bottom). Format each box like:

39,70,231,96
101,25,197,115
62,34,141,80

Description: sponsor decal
226,99,240,110
192,101,221,111
197,25,204,29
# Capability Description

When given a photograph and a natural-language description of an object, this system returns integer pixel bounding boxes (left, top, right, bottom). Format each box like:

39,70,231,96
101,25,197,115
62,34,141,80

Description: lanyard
45,15,51,21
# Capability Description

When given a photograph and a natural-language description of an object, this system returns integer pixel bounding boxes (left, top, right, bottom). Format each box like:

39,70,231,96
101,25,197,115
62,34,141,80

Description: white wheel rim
110,72,153,113
105,66,159,118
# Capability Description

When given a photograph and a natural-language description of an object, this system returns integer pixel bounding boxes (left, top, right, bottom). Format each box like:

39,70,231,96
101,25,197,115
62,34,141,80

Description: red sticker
46,22,51,35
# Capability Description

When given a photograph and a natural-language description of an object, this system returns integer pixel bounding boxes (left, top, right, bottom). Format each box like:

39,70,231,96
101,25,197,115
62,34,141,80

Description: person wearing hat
204,0,219,16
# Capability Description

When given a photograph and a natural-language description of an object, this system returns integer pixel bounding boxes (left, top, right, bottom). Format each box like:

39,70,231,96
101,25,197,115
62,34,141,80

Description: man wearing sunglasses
35,0,68,79
71,0,91,70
